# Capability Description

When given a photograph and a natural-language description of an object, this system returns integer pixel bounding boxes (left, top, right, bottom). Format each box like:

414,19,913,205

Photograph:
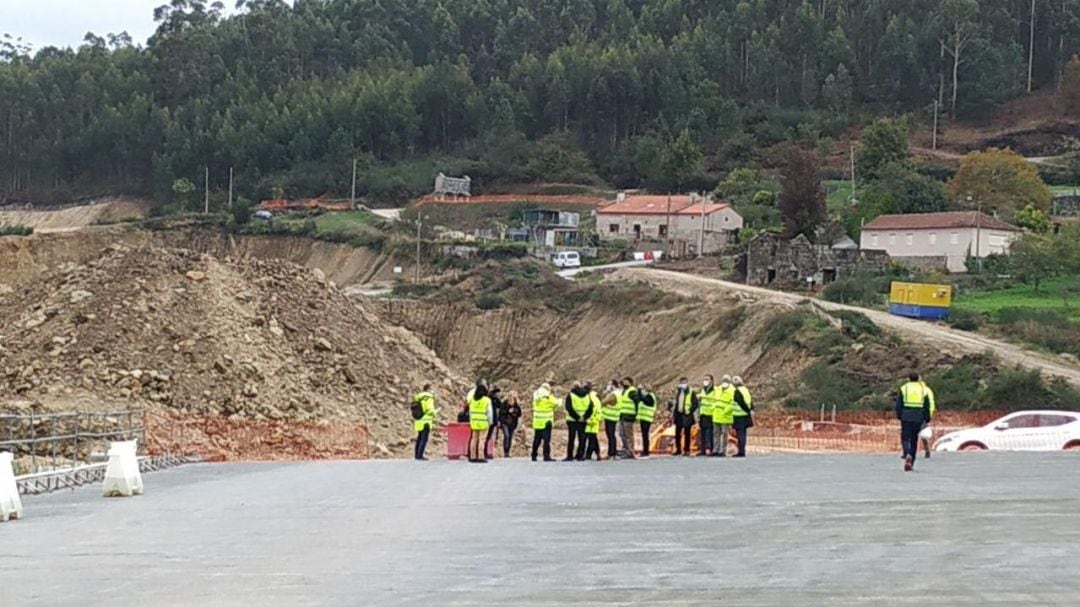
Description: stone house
745,233,889,287
595,193,743,255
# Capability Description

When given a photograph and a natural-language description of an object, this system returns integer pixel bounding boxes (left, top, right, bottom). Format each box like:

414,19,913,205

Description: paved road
613,267,1080,387
3,454,1079,606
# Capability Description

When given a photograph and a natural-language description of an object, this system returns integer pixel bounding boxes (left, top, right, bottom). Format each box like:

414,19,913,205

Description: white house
860,211,1019,272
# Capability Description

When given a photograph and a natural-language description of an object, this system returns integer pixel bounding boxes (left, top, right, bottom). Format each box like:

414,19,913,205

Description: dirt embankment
0,244,467,459
0,199,146,233
0,227,409,292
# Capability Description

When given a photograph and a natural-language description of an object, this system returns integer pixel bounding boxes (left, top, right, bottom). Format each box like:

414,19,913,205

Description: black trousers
414,426,430,459
584,433,600,459
900,421,922,459
485,424,497,458
675,422,692,454
639,421,652,456
699,417,714,455
604,420,618,457
532,425,552,460
734,425,748,456
566,421,586,460
501,424,516,457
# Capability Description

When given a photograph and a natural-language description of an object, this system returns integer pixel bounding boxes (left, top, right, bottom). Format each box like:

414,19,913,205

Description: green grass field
824,179,860,211
953,276,1080,321
1051,185,1080,196
310,210,378,234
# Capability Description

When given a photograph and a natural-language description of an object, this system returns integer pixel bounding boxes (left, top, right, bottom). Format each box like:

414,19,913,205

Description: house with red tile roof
595,193,743,255
860,211,1019,272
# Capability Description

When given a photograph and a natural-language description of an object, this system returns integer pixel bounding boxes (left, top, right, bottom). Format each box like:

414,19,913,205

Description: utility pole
664,194,672,258
1027,0,1036,94
932,99,939,151
415,214,423,283
204,166,210,214
228,166,234,210
697,192,706,258
350,157,358,210
976,199,983,272
850,143,856,203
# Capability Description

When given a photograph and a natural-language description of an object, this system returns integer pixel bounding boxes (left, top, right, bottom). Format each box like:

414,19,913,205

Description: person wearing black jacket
671,377,697,456
896,372,932,471
498,391,523,457
486,387,504,459
563,382,595,461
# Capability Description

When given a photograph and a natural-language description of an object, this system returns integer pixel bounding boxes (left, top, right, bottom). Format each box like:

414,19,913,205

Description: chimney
617,192,626,202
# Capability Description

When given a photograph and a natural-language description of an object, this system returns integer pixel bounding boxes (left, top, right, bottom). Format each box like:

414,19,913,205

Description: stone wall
746,234,889,287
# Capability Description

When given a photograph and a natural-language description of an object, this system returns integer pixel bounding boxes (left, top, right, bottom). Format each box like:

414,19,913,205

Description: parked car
933,410,1080,452
551,251,581,269
253,210,273,220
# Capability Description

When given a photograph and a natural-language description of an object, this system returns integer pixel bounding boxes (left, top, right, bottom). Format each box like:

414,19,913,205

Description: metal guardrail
0,410,146,477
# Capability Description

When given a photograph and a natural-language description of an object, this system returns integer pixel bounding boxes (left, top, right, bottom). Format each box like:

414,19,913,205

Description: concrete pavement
2,454,1079,606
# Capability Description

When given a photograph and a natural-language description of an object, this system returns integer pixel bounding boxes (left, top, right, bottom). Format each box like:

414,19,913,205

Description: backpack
410,401,424,420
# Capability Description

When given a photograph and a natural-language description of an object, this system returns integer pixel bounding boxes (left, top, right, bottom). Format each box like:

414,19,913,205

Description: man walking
564,381,593,461
672,378,697,456
896,373,931,471
602,379,621,459
531,383,558,462
712,375,735,457
697,375,719,456
412,384,437,461
732,376,754,458
617,377,640,459
637,384,657,458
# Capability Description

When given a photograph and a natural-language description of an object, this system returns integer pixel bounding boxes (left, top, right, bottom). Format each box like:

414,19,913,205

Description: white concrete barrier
1,451,23,522
102,440,144,498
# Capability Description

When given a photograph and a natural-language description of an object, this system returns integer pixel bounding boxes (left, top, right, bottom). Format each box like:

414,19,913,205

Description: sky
0,0,243,51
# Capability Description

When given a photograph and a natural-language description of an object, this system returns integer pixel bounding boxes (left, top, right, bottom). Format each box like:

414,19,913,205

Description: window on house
989,234,1005,247
658,224,668,237
950,232,959,245
905,233,913,245
889,234,896,245
871,234,879,247
609,224,619,234
929,233,937,245
633,224,642,239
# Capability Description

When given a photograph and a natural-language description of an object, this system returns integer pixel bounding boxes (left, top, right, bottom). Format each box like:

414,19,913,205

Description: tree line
1,0,1078,205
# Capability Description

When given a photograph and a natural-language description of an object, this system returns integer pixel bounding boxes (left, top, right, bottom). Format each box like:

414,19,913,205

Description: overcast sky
1,0,245,50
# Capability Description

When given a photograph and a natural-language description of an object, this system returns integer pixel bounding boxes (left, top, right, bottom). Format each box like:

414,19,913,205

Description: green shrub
475,293,505,310
391,283,438,298
830,310,882,339
995,307,1080,356
763,312,810,346
820,274,889,307
785,362,867,410
946,308,984,331
0,225,34,236
924,361,984,411
680,328,704,342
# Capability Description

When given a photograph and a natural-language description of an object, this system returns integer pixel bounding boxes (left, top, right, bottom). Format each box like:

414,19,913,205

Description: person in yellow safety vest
564,381,594,461
896,372,932,472
412,384,437,461
712,376,736,457
468,381,493,464
697,374,720,456
919,381,937,459
616,377,641,459
601,379,622,459
583,383,603,460
732,376,754,457
531,383,558,462
636,384,657,458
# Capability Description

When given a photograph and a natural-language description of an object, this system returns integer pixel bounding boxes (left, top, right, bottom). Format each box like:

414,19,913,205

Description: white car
551,251,581,269
933,410,1080,452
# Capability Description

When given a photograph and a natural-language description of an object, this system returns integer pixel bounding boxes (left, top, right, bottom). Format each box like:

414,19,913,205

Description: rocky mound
0,244,465,456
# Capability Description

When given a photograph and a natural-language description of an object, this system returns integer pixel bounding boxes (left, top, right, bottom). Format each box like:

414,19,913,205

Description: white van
551,251,581,269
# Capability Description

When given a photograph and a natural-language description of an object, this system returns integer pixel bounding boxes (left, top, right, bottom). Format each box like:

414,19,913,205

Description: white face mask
679,383,688,390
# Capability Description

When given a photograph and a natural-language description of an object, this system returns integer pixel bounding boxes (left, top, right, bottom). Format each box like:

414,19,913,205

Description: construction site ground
4,453,1078,606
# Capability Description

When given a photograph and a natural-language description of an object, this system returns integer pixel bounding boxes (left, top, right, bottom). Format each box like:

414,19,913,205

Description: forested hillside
1,0,1078,205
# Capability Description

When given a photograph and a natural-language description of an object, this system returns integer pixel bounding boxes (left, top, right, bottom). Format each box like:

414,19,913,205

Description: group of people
411,374,755,463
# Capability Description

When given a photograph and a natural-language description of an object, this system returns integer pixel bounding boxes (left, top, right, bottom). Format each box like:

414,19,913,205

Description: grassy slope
953,277,1080,321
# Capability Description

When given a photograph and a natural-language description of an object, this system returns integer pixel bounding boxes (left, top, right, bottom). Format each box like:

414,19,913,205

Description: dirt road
612,268,1080,387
